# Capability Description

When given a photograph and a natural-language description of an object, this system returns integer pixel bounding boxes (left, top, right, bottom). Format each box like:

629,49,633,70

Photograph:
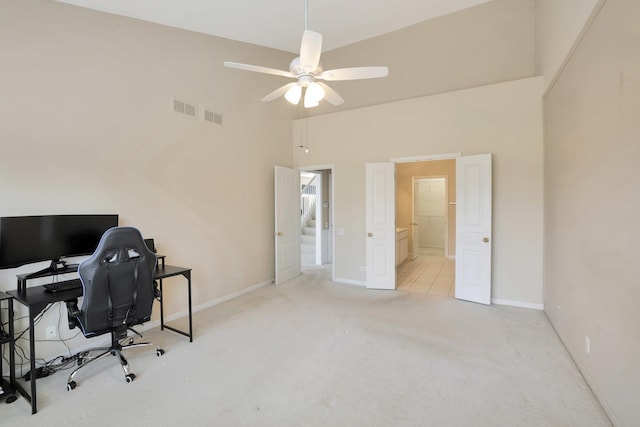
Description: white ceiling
55,0,493,53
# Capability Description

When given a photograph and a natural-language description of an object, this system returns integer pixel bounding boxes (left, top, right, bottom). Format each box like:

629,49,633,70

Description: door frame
394,153,460,267
298,164,335,282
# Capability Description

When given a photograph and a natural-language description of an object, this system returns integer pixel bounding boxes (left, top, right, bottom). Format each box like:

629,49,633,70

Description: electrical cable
12,300,84,377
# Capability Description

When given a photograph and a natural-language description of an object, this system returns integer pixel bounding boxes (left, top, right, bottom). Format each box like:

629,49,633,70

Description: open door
410,178,419,260
366,162,396,289
275,165,301,285
455,154,492,304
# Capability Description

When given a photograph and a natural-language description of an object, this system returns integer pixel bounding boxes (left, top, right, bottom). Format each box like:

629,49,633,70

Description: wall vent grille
204,109,223,126
172,97,197,119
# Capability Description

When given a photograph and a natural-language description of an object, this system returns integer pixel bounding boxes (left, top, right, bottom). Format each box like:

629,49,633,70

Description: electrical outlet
46,325,57,339
585,336,591,354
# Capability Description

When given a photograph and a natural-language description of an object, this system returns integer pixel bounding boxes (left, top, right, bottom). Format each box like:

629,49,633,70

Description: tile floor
397,247,455,297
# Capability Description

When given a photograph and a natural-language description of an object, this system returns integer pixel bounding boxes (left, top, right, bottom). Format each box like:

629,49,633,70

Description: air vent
173,99,185,113
204,108,223,126
184,103,196,118
172,97,197,119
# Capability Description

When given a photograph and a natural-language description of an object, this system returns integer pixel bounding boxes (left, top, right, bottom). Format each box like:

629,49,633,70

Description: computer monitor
144,238,156,253
0,214,118,270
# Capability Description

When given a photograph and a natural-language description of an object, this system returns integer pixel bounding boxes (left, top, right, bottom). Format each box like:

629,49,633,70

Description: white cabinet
396,227,408,266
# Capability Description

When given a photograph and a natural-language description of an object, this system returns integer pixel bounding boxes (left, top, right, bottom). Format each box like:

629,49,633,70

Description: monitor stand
21,259,79,281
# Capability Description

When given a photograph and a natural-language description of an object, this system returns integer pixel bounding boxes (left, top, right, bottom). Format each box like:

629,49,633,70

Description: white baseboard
161,279,273,324
334,277,367,287
43,279,276,368
491,298,544,310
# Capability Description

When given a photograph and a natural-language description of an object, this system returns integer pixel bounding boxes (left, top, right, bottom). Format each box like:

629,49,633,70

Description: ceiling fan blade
316,82,344,106
224,61,294,78
319,66,389,81
261,82,298,103
299,30,323,72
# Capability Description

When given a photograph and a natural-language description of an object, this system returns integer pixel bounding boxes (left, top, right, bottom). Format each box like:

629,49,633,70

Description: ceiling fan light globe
306,82,325,102
285,85,302,104
304,93,319,108
304,98,320,108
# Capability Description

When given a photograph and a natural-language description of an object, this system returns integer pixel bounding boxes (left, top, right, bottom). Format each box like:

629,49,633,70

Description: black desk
7,264,192,414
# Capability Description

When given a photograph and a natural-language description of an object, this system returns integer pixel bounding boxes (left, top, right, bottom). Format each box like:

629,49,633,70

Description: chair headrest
85,226,154,266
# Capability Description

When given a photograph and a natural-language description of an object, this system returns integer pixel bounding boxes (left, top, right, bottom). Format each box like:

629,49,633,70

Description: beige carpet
3,269,611,426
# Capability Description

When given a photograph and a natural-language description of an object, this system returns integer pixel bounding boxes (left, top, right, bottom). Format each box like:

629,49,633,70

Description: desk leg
8,303,38,412
9,299,16,393
186,271,192,342
28,311,37,414
159,279,164,331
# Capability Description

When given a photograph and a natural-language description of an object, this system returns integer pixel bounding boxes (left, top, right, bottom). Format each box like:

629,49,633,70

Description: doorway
299,167,334,280
413,177,448,256
395,160,456,297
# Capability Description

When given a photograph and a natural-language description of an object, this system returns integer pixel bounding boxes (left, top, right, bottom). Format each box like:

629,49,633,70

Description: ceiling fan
223,0,388,108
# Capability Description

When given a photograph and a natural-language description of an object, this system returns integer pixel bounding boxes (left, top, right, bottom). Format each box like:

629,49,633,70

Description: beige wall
293,76,544,306
543,1,640,425
396,160,456,258
0,0,295,356
311,0,536,115
534,0,603,90
6,4,631,420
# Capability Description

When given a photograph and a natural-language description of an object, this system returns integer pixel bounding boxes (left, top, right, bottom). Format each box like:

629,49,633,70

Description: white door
417,178,447,249
411,178,419,260
314,173,323,265
366,162,396,289
275,165,300,285
455,154,492,304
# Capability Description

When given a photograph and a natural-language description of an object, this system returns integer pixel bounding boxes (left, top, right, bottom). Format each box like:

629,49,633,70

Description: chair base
66,330,164,390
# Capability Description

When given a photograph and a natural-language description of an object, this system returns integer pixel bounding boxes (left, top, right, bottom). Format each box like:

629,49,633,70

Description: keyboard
43,278,83,293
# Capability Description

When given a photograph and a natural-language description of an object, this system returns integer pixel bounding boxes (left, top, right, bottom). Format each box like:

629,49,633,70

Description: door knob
274,231,283,236
483,237,489,243
367,232,373,237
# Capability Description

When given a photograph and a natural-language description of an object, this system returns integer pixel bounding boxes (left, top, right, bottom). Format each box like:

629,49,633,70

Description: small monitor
144,238,156,253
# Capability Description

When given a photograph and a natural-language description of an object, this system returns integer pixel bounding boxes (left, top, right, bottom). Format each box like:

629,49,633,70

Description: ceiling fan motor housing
290,57,322,80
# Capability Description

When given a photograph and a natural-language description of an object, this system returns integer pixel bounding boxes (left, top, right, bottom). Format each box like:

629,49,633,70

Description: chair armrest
153,280,161,301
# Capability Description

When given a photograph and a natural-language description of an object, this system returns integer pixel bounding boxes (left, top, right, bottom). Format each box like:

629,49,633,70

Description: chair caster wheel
67,381,77,391
125,374,135,383
156,349,165,357
6,395,17,403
